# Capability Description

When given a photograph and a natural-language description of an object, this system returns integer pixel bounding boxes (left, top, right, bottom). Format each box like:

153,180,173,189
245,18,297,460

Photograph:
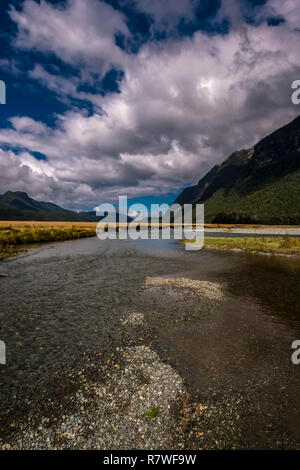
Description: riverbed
0,237,299,449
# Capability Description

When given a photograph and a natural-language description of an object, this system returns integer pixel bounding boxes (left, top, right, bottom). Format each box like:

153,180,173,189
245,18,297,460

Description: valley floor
0,221,300,261
204,226,300,236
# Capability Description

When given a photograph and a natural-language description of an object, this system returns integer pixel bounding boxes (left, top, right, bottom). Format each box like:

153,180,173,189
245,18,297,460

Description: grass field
0,221,98,229
1,221,299,230
183,236,300,256
1,221,300,261
0,222,97,260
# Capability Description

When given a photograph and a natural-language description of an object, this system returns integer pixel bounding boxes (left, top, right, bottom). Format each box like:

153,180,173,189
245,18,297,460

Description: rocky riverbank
1,277,225,450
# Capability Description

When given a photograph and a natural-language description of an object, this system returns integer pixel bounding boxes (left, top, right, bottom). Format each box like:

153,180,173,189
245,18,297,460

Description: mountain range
0,191,102,222
0,191,134,222
175,115,300,224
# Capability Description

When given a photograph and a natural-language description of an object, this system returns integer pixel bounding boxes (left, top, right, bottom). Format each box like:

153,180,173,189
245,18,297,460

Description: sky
0,0,299,211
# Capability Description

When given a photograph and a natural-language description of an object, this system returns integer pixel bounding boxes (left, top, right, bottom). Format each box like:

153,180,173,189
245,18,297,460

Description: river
0,236,299,448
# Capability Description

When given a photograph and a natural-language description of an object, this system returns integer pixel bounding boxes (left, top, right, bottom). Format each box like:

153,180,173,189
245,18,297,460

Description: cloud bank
0,0,299,209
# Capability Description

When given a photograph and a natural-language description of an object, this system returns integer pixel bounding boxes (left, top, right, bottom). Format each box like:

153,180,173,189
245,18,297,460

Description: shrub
145,407,159,419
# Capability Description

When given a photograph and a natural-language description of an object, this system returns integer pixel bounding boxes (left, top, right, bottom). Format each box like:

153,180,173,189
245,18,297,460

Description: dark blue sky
0,0,229,125
0,0,297,210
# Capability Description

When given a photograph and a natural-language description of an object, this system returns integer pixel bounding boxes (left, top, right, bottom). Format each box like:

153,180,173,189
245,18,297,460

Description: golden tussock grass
183,236,300,256
0,222,97,260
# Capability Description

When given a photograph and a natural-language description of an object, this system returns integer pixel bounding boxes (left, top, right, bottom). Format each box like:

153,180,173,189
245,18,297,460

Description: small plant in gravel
145,407,159,419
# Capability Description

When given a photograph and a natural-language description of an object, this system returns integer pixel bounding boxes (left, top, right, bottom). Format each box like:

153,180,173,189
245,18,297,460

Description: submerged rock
143,277,224,301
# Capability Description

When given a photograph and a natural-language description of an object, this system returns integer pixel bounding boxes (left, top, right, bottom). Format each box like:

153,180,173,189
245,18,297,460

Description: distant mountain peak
4,190,31,199
0,191,101,222
174,115,300,224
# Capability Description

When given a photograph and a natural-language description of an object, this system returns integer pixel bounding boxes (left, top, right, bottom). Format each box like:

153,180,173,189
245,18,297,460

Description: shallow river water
0,236,299,448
